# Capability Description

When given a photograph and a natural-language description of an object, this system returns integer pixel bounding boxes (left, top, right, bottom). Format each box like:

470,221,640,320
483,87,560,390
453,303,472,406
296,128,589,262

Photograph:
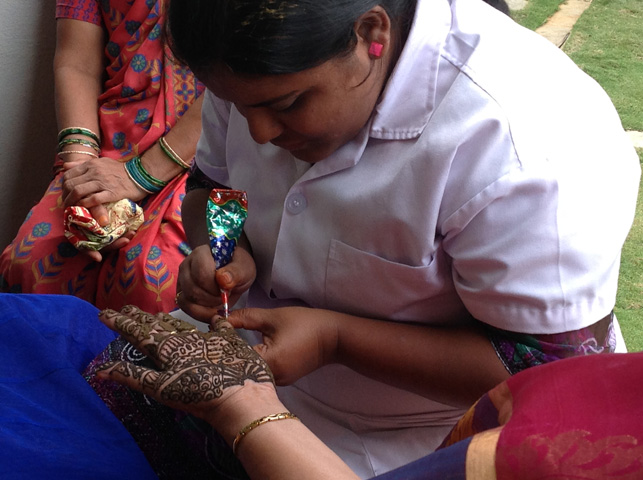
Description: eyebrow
247,91,298,108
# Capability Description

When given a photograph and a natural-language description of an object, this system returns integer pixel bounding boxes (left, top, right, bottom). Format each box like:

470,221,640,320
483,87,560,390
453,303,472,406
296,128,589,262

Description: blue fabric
0,294,157,479
371,437,470,480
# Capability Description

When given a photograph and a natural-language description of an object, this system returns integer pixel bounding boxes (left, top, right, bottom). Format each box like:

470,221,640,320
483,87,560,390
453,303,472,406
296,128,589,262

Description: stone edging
515,0,642,149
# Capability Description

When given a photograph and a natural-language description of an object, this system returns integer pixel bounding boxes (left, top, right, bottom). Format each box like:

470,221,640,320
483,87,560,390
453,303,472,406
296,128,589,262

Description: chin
290,145,334,163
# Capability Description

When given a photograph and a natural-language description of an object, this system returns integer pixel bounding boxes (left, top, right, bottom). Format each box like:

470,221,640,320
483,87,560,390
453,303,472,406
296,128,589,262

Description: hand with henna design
96,305,359,479
96,305,274,422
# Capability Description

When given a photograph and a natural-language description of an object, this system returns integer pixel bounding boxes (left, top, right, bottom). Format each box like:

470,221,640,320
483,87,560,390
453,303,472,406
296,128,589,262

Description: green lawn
513,0,643,350
511,0,565,30
616,150,643,351
563,0,643,131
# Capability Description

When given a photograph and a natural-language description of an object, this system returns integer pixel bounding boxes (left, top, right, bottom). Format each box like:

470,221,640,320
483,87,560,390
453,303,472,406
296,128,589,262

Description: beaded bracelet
232,412,300,456
57,127,100,144
124,156,167,194
58,138,101,153
57,150,99,159
158,137,191,169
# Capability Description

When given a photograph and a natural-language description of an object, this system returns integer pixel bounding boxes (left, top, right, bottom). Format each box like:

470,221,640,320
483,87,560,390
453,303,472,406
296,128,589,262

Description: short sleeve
444,156,637,334
56,0,101,26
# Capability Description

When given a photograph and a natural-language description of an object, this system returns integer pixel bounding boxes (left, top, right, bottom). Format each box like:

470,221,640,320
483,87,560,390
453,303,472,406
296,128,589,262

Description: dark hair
167,0,416,75
483,0,510,16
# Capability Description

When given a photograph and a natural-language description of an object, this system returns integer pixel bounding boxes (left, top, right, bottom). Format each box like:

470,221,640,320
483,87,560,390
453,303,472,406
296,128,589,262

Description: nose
242,107,284,145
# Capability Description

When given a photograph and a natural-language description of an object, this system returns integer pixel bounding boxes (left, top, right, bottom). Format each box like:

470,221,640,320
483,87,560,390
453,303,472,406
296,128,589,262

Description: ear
355,7,392,59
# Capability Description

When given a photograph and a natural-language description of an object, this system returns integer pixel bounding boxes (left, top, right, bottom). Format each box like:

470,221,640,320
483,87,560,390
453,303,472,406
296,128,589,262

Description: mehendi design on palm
97,305,274,409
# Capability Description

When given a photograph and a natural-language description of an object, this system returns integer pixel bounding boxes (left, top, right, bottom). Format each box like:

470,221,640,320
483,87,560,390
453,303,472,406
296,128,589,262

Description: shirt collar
370,0,453,140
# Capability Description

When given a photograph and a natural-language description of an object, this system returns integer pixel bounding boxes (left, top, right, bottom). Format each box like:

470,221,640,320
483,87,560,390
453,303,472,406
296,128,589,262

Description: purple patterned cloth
486,312,616,374
84,335,250,480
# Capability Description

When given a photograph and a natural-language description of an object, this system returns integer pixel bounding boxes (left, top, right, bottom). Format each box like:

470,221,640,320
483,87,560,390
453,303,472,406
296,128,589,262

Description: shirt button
286,193,307,215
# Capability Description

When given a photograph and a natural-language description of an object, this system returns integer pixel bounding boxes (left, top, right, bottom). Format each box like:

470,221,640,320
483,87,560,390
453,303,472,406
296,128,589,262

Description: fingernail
219,272,232,285
97,215,109,226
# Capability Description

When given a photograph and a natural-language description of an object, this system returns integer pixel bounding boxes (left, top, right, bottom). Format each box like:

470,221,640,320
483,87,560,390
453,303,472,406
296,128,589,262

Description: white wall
0,2,58,250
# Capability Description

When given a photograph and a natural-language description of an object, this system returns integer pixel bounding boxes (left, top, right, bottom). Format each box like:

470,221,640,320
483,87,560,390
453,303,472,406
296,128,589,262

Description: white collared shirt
196,0,640,475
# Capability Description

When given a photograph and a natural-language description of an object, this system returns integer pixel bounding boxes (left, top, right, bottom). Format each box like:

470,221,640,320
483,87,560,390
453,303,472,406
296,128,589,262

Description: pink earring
368,42,383,58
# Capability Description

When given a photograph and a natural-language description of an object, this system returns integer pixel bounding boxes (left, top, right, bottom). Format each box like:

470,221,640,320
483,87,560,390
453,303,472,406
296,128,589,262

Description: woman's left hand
62,156,146,214
96,305,275,424
227,307,340,385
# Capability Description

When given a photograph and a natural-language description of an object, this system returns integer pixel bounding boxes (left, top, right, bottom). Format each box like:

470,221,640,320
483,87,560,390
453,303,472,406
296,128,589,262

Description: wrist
57,146,99,163
123,156,167,194
206,382,284,446
319,309,341,367
143,143,186,180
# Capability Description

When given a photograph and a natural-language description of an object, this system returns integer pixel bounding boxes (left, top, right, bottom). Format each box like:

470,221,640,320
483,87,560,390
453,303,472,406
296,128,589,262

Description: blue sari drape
0,294,157,479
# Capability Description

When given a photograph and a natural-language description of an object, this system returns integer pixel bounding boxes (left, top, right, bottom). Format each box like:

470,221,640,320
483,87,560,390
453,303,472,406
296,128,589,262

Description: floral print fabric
0,0,204,313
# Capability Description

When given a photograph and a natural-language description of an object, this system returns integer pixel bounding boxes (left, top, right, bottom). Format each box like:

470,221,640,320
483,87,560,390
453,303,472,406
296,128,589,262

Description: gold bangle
232,412,300,456
57,150,99,159
158,136,191,169
58,138,101,153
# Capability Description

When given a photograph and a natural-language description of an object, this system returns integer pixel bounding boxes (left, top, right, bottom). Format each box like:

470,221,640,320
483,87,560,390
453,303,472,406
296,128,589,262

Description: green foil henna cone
206,189,248,317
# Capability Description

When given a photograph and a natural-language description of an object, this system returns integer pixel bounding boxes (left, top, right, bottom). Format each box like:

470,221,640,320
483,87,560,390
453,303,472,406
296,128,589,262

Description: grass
563,0,643,131
511,0,565,30
512,0,643,351
615,150,643,351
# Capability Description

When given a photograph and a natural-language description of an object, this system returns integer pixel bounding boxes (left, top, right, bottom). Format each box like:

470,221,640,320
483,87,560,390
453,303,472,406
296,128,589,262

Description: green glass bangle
58,138,101,153
57,127,100,144
131,156,167,188
124,161,155,194
158,137,190,169
124,156,167,194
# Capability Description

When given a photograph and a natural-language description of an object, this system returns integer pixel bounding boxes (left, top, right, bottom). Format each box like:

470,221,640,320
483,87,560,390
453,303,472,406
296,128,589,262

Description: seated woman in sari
0,0,204,313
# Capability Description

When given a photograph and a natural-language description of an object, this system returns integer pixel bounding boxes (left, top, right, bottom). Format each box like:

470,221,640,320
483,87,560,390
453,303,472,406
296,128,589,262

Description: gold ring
175,291,183,304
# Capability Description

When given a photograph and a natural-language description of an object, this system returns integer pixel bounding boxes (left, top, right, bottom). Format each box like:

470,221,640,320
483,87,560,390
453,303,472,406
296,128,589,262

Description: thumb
216,248,256,292
227,308,273,335
90,204,110,227
215,268,234,291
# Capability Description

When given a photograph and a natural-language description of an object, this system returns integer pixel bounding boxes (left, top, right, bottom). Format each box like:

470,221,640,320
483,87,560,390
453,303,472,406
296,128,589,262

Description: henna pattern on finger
100,306,275,410
155,311,200,332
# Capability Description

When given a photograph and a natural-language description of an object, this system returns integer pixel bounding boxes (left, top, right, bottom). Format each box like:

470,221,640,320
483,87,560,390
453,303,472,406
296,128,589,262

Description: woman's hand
60,156,142,261
176,244,257,323
82,231,135,263
96,305,275,425
228,307,340,385
62,156,145,216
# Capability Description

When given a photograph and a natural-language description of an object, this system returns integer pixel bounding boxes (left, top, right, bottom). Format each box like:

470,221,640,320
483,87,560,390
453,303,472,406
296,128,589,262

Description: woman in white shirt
167,0,640,476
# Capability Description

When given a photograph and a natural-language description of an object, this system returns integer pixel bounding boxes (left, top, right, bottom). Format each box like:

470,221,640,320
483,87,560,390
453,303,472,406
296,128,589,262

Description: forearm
54,19,104,134
213,384,358,480
181,187,212,248
55,66,102,132
238,417,359,480
138,95,205,182
333,313,510,407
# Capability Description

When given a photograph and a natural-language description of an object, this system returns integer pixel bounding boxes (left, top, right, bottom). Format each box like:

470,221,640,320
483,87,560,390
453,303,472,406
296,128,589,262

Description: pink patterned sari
0,0,204,313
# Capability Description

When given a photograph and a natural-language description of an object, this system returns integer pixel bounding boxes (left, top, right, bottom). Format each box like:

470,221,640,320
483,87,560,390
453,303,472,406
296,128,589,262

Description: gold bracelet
232,412,300,456
158,136,191,169
58,137,101,153
57,150,99,159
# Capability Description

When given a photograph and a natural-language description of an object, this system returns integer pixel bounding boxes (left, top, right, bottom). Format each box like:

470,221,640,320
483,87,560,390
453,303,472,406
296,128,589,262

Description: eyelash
275,97,301,113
